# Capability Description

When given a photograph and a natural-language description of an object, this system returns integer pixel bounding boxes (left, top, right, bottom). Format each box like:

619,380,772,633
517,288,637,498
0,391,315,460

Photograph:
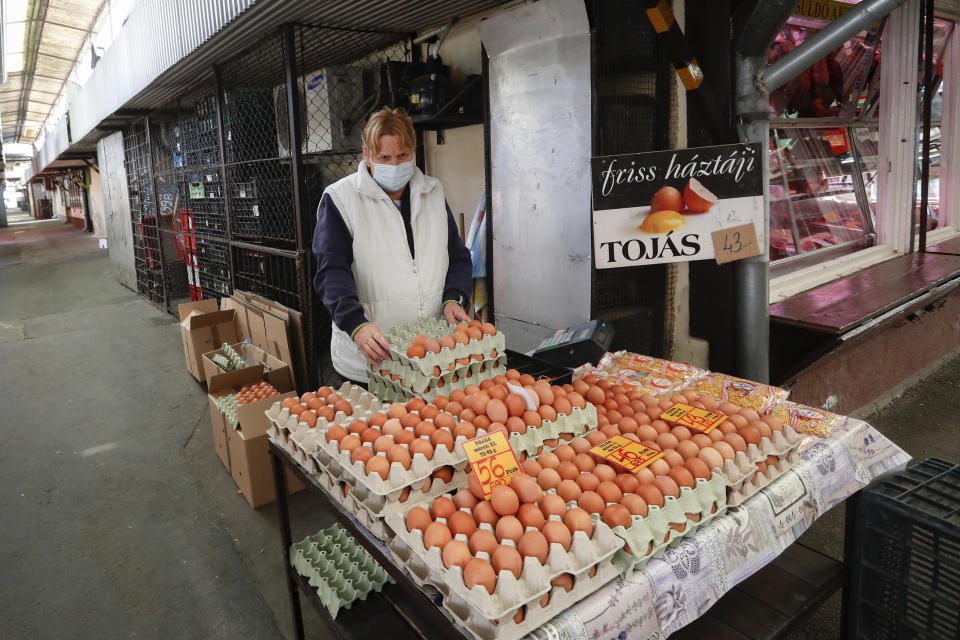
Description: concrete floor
1,218,958,639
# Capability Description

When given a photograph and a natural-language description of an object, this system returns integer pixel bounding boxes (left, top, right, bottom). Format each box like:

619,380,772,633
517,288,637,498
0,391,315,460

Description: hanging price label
463,431,522,499
589,435,663,474
661,403,726,434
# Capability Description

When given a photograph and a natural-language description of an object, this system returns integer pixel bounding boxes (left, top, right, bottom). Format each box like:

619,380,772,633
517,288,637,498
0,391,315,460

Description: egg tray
605,471,727,577
368,355,508,402
682,372,790,416
506,404,599,458
385,504,623,620
311,465,392,539
725,440,803,508
265,382,390,437
715,424,805,499
413,543,621,640
289,523,391,619
380,317,507,375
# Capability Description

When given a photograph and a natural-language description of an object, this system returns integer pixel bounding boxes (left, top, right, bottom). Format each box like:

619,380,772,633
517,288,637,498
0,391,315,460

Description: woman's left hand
443,301,470,325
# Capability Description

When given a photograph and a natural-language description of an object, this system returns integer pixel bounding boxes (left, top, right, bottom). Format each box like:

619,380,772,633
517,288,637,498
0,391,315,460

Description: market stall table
269,412,908,640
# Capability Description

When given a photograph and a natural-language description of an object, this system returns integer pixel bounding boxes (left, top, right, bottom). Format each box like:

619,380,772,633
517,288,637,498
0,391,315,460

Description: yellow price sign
589,435,663,474
463,431,522,499
661,402,726,434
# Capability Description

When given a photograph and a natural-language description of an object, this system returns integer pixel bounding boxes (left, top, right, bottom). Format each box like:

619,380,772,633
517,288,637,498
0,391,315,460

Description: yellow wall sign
589,435,664,473
661,403,727,434
793,0,863,23
463,431,521,499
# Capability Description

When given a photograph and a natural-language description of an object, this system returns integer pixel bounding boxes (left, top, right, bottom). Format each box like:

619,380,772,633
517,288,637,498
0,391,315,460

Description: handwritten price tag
661,403,726,434
712,222,761,264
589,435,663,473
463,431,522,499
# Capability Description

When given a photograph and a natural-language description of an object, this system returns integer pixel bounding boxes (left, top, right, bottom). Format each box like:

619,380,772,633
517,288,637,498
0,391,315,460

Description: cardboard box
231,291,309,394
179,300,240,381
201,342,292,391
208,395,231,471
206,365,295,439
221,293,302,390
228,427,307,508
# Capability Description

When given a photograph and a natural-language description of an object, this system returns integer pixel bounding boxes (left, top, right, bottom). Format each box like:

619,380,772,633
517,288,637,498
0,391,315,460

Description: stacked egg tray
606,471,727,576
306,465,392,539
716,423,804,507
267,382,389,442
368,318,508,402
508,404,598,458
386,508,622,640
289,523,391,619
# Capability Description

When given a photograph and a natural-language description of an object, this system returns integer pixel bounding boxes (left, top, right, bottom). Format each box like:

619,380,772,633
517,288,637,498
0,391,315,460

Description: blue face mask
371,160,415,193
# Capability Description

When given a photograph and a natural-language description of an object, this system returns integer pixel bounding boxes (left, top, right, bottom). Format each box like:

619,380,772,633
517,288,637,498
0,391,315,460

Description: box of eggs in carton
368,318,507,402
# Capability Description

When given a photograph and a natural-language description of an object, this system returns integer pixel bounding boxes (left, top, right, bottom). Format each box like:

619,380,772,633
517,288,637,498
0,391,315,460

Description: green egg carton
368,355,507,403
606,471,727,577
216,394,240,427
382,318,507,378
289,523,391,619
508,403,598,457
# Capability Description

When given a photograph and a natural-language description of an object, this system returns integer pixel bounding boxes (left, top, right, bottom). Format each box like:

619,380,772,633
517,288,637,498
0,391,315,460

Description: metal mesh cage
231,245,302,311
124,121,164,305
589,0,672,357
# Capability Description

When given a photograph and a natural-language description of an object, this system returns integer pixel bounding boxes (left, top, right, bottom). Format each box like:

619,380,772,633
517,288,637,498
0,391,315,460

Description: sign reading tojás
591,143,764,268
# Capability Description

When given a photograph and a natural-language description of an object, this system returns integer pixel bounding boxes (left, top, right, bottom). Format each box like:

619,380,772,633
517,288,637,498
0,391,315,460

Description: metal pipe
764,0,907,93
734,53,771,383
918,0,934,252
736,0,799,57
213,64,237,293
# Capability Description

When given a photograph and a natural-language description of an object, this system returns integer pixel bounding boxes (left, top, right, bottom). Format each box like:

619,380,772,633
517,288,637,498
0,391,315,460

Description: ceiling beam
36,49,80,63
16,0,50,143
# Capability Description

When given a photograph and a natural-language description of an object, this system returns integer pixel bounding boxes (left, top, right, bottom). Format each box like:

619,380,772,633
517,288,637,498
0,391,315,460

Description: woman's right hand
353,323,392,365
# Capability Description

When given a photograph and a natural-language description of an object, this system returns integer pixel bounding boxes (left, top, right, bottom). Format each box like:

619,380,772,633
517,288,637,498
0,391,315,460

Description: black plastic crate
504,349,572,386
846,458,960,640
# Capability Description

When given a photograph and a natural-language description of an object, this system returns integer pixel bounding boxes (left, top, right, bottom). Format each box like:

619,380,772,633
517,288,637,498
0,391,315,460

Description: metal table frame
269,439,466,640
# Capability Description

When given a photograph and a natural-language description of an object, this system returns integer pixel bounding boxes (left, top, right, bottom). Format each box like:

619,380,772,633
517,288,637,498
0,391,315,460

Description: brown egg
553,397,573,416
738,425,762,447
351,446,374,465
469,529,498,556
410,438,434,461
464,558,497,594
431,429,455,452
443,540,472,569
653,475,680,499
551,573,575,592
723,432,748,454
431,497,457,521
537,468,562,491
636,425,659,442
449,510,478,538
491,486,520,516
539,493,568,519
594,464,617,483
573,453,596,473
473,500,499,526
636,483,665,508
395,429,415,446
621,493,648,517
618,416,639,434
496,515,524,543
361,427,383,444
684,457,712,480
712,440,736,460
752,420,773,440
492,545,523,578
366,455,391,480
556,461,580,481
635,467,656,485
676,439,700,461
485,398,508,424
615,473,640,494
596,481,623,504
564,507,594,538
556,479,582,502
717,421,737,435
668,466,696,489
387,444,412,470
406,506,432,533
578,491,605,514
671,426,692,441
651,185,684,213
570,438,591,455
517,503,546,531
550,444,574,463
739,407,761,422
649,458,671,476
586,431,607,446
698,446,725,471
602,503,633,529
423,521,453,549
542,520,573,551
761,414,783,432
585,386,606,406
467,470,485,500
650,419,669,434
454,421,477,440
690,433,712,449
576,472,601,493
538,451,561,470
656,433,679,452
518,530,550,564
662,449,685,468
509,474,543,505
727,414,748,430
521,459,543,477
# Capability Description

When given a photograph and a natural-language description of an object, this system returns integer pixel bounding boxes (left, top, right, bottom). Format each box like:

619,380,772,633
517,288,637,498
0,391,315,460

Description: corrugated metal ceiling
0,0,106,144
120,0,514,110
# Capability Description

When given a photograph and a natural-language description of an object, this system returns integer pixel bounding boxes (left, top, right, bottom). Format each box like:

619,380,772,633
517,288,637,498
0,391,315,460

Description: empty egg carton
289,523,391,619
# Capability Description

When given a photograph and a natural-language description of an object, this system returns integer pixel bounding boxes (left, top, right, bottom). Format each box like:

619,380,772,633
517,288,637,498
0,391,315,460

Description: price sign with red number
661,402,726,434
589,435,663,474
463,431,522,499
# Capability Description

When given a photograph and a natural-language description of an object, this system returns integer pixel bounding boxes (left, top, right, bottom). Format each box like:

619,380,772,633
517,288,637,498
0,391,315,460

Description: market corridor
3,221,960,640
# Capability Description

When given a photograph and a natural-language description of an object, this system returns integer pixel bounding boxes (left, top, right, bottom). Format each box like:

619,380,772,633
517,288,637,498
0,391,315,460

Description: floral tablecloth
528,416,911,640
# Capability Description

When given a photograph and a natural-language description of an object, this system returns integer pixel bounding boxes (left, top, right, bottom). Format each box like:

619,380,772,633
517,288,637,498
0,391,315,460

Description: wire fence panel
124,120,165,306
231,245,302,310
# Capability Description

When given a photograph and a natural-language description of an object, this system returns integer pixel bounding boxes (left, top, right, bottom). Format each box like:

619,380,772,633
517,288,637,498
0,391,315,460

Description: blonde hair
361,108,416,156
